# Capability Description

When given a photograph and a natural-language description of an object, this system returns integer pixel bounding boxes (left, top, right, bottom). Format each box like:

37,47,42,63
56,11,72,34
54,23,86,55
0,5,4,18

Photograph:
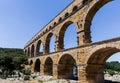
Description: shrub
38,80,43,83
107,69,115,76
32,75,36,79
22,69,31,75
24,75,30,80
2,76,7,79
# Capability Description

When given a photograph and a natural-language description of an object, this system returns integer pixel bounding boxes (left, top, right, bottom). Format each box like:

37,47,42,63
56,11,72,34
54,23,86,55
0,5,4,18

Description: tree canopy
0,48,28,71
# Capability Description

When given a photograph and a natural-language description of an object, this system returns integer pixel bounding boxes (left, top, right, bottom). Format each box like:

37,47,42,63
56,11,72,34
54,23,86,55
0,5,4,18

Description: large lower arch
58,54,78,80
86,47,120,83
44,57,53,75
34,59,41,73
58,21,78,50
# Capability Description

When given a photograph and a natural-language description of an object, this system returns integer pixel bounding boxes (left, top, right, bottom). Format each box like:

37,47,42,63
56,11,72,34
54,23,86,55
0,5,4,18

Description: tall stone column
43,44,47,55
79,64,104,83
77,65,88,83
77,20,91,46
55,40,62,52
53,64,58,79
31,61,35,73
40,64,44,75
34,47,37,57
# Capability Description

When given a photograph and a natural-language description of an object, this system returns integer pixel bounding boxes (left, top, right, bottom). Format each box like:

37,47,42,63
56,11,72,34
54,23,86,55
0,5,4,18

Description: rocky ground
0,74,120,83
105,74,120,83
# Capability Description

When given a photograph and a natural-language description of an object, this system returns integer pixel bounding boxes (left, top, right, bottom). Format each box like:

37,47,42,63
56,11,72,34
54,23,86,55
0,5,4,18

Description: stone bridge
24,0,119,83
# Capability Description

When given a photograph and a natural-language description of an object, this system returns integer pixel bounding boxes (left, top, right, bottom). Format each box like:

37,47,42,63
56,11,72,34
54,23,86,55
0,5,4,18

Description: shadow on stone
105,80,120,83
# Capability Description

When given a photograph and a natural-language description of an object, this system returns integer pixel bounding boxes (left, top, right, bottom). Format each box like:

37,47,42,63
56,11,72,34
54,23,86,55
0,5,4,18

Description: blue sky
0,0,120,61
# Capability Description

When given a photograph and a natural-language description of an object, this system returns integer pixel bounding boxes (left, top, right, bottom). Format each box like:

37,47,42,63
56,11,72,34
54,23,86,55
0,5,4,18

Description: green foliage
105,61,120,72
0,48,28,78
107,69,115,76
38,80,43,83
24,75,30,80
105,61,120,76
22,69,31,75
32,75,37,79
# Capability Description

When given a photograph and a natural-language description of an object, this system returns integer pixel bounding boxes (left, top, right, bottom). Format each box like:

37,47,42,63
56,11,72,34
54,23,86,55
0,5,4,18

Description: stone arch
86,46,120,83
36,40,43,56
82,0,111,43
59,17,62,22
58,54,78,80
28,47,30,57
34,58,41,73
82,0,89,4
31,44,35,57
49,26,52,30
45,32,55,53
58,21,78,49
54,22,57,27
87,47,120,64
24,49,27,55
72,6,78,12
29,60,33,65
84,0,111,23
44,57,53,75
65,12,69,18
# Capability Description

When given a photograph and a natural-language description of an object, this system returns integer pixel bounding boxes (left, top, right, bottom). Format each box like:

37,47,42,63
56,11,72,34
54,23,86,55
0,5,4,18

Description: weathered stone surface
24,0,119,83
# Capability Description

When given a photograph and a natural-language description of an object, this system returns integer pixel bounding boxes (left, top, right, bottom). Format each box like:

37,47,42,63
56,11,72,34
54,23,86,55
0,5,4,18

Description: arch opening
25,49,27,55
58,22,77,49
72,6,78,12
28,47,30,57
58,54,78,80
65,13,69,18
82,0,89,4
84,0,120,43
34,59,41,73
31,45,35,57
45,33,55,53
59,17,62,22
86,47,120,83
44,57,53,75
29,60,33,65
36,40,43,56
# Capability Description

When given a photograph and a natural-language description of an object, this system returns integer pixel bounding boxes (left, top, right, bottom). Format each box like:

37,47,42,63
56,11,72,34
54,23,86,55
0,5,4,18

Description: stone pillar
34,47,37,57
79,64,104,83
53,64,58,79
31,62,35,73
77,65,88,83
43,44,47,55
55,40,62,51
40,64,44,75
77,20,91,46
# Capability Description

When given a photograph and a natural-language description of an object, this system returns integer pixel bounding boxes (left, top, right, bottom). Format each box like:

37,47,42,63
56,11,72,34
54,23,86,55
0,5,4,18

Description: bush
38,80,43,83
107,69,115,76
24,75,30,80
32,75,36,79
22,69,31,75
2,76,7,79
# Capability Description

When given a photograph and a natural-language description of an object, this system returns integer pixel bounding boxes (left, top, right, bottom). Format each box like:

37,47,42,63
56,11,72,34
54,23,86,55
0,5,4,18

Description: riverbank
0,74,120,83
